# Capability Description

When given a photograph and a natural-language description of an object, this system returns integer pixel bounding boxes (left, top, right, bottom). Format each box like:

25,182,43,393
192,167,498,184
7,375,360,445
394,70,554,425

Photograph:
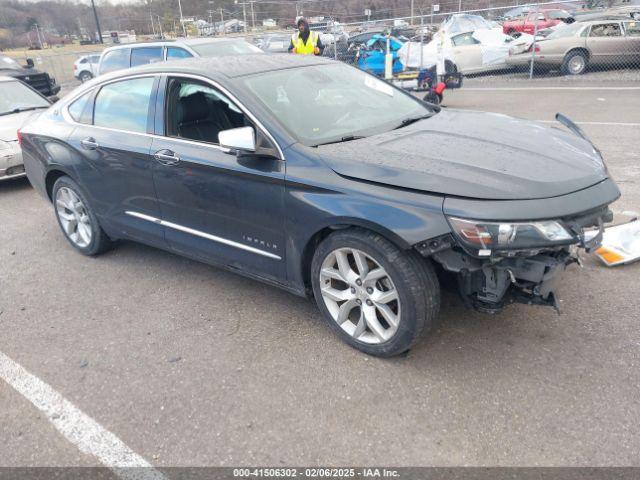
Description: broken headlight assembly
447,217,576,256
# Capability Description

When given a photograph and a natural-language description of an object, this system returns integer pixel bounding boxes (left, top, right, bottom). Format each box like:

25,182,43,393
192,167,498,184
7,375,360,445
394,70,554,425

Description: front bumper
417,204,613,314
0,142,25,181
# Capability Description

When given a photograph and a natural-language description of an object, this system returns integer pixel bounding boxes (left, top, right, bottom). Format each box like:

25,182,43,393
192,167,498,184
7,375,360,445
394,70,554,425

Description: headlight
448,216,575,255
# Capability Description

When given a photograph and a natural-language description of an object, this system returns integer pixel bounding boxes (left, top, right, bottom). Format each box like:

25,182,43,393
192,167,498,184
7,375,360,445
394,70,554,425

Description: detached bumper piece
593,219,640,267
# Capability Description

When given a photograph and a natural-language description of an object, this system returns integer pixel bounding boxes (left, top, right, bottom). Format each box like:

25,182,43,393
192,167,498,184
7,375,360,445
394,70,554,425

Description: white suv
97,38,263,76
73,54,101,82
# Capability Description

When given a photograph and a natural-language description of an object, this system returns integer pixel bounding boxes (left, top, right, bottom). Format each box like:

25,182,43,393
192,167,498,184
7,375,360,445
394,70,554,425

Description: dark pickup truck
0,54,60,98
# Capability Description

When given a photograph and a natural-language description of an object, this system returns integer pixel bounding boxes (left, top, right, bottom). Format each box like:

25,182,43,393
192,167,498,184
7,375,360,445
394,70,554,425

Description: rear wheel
311,228,440,357
79,71,93,83
52,176,112,256
562,51,587,75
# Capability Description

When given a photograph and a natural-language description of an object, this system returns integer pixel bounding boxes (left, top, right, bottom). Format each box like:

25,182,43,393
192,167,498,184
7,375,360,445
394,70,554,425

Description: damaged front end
415,207,612,314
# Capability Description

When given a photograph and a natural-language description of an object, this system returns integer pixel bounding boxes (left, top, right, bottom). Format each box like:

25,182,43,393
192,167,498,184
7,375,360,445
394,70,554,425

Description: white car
73,54,101,83
97,38,263,76
0,76,51,181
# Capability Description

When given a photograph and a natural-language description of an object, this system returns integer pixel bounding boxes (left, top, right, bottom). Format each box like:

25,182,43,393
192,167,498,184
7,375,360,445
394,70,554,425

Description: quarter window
93,77,155,133
165,78,247,144
590,23,622,37
99,48,130,74
130,47,163,67
68,90,93,124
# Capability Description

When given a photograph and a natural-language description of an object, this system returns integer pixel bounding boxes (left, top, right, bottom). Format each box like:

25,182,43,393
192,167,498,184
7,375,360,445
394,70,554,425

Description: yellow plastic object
593,219,640,267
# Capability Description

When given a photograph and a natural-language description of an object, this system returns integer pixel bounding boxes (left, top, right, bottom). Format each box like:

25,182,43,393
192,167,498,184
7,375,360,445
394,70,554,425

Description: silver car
0,76,51,181
507,19,640,74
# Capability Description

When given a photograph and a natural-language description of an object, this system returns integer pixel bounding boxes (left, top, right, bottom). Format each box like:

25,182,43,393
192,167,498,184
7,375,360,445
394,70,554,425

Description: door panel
587,23,625,64
151,137,286,281
151,76,286,282
66,75,163,246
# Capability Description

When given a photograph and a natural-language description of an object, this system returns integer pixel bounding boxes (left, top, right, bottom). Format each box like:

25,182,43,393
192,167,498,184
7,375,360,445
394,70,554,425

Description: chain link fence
3,0,639,93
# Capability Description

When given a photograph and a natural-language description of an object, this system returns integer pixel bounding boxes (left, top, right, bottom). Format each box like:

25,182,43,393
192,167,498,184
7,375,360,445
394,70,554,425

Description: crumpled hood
317,109,608,200
0,110,42,142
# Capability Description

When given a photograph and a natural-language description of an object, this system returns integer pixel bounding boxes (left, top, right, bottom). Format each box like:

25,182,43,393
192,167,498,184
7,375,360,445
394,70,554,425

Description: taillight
17,129,22,146
74,64,77,70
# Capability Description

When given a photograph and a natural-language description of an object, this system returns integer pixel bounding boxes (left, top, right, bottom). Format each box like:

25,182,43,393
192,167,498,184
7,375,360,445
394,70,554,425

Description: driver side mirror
25,58,35,69
219,126,256,152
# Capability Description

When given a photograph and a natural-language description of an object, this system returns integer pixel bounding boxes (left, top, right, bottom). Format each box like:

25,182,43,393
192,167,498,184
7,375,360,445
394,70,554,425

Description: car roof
101,37,248,52
104,53,334,80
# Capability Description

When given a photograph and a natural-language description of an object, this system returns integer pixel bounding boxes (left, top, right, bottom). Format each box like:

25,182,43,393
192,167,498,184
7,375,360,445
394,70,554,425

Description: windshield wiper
0,106,47,117
394,114,434,130
313,135,366,147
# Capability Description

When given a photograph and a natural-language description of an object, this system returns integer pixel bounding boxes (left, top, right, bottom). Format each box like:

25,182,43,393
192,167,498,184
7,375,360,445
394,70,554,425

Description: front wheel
311,228,440,357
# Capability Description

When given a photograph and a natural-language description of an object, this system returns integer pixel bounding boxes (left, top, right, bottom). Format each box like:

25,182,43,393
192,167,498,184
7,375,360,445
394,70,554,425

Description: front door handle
80,137,99,150
153,149,181,165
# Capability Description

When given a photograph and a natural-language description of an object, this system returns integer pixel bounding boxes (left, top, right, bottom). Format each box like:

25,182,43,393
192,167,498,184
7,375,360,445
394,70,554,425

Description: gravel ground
1,79,639,470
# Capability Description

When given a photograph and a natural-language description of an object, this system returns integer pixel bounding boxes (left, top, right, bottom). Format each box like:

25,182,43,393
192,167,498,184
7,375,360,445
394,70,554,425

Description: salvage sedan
20,55,619,356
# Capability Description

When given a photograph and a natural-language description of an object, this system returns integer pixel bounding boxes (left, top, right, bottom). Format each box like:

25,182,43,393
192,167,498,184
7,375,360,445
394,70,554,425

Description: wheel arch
298,219,411,294
565,47,590,61
45,167,74,202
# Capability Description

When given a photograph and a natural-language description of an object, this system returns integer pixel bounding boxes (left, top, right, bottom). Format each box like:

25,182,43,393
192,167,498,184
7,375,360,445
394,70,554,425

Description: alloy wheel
55,187,93,248
319,248,401,344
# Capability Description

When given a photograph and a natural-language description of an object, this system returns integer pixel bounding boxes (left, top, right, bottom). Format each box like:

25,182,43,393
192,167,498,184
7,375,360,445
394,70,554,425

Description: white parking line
462,87,640,91
0,350,165,480
538,121,640,126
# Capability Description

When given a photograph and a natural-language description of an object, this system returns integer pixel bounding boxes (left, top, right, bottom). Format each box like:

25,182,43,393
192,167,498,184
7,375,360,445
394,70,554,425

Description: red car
503,9,573,35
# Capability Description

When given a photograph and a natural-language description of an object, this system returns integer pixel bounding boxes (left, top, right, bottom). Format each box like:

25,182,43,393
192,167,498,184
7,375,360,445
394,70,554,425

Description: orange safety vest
291,30,319,55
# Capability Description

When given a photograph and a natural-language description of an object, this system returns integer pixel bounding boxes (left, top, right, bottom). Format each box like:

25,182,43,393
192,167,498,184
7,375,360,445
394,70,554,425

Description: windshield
0,55,23,71
0,80,49,115
547,22,585,39
189,40,263,57
242,63,434,147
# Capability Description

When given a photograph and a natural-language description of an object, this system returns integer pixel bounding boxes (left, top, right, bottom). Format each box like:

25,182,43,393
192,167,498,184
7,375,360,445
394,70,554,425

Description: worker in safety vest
288,18,324,55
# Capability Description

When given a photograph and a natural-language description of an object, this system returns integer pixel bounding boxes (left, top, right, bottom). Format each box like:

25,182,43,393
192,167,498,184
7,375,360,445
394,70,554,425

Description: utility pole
458,0,462,13
156,15,163,38
33,23,44,49
220,8,225,34
250,1,256,31
90,0,103,43
411,0,414,25
177,0,187,37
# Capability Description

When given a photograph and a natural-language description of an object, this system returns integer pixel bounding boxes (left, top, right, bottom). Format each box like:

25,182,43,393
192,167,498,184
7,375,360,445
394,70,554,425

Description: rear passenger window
590,23,622,37
131,47,163,67
167,47,193,59
68,90,93,124
99,49,130,74
93,77,155,133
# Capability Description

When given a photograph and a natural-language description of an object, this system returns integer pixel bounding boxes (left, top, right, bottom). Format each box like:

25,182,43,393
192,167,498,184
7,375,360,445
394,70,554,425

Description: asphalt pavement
1,79,639,469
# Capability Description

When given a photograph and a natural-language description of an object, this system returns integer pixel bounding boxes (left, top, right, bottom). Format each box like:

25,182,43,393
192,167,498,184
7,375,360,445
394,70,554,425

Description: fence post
529,3,540,79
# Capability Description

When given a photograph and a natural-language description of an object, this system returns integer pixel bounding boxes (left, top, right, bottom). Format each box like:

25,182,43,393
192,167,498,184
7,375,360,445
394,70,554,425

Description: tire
79,71,93,83
52,176,112,256
561,50,587,75
444,60,457,74
311,228,440,357
424,91,441,105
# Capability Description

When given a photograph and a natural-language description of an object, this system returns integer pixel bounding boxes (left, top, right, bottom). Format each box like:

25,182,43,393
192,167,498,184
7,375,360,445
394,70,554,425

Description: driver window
166,78,248,144
452,33,479,46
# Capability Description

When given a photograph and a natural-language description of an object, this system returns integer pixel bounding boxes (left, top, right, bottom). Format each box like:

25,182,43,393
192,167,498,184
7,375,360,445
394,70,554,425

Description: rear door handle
153,149,181,165
80,137,99,150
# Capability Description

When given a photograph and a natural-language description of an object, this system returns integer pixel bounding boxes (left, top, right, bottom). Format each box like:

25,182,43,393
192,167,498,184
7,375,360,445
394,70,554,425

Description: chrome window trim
125,211,282,260
61,72,285,161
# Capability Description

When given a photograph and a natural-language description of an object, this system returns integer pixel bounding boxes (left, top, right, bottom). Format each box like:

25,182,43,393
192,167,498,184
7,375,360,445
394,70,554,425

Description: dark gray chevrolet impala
20,55,619,356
